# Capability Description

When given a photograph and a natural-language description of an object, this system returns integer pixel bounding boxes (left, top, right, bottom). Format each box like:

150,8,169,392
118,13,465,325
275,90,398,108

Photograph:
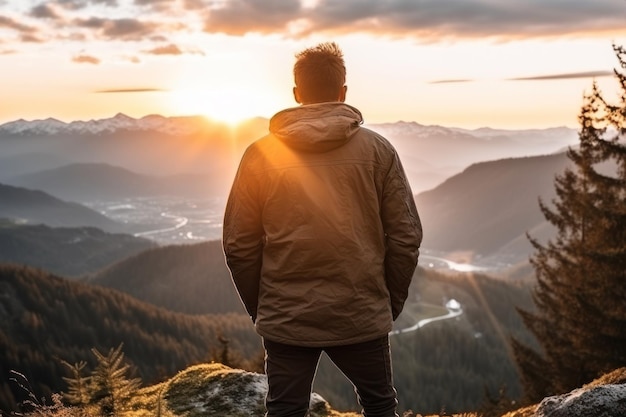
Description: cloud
198,0,626,40
30,4,63,20
203,0,302,35
134,0,172,11
21,33,45,43
123,55,141,63
4,0,626,50
74,16,160,40
57,0,118,9
103,18,156,39
509,70,614,81
429,79,473,84
313,0,626,39
0,15,37,33
429,71,614,84
143,43,206,55
145,43,183,55
95,87,166,93
183,0,207,10
72,54,100,64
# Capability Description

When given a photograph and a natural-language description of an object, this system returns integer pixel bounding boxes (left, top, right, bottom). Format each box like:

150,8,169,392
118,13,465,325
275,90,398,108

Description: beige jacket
223,103,422,347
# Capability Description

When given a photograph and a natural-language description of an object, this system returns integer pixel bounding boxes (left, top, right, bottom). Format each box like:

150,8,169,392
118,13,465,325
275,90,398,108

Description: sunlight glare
169,81,288,125
169,86,275,125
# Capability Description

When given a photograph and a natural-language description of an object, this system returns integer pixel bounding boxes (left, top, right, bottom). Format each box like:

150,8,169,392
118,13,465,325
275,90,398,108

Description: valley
85,195,226,244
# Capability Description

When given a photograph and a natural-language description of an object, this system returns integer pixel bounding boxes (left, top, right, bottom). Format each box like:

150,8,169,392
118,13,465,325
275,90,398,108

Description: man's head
293,42,347,105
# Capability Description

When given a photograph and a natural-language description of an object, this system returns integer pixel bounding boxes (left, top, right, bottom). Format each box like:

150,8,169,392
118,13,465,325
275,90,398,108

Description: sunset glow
1,1,626,128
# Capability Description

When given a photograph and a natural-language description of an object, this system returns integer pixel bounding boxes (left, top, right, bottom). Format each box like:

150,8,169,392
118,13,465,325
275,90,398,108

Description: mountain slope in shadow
415,152,570,265
0,182,125,233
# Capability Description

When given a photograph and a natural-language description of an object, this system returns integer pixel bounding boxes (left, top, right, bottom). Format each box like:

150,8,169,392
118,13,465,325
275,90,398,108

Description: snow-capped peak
0,117,68,135
0,113,206,136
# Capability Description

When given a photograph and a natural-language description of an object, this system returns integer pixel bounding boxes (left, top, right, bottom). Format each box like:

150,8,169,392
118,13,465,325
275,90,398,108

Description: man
223,42,422,417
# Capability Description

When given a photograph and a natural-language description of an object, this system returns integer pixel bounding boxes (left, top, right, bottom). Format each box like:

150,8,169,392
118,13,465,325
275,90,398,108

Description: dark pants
263,335,399,417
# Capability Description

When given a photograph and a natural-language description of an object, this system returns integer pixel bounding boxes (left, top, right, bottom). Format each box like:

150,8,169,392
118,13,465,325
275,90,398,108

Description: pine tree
89,343,141,416
61,360,91,407
512,44,626,402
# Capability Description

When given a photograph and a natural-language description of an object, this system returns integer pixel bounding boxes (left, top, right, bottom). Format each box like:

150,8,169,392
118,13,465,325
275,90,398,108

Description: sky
1,0,626,129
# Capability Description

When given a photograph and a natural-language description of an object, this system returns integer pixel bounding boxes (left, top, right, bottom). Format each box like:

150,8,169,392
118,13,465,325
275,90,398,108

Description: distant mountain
5,162,221,202
0,152,70,180
0,220,155,277
0,114,262,200
0,182,126,233
415,152,571,265
0,264,258,412
0,113,581,262
0,113,210,137
0,114,577,195
89,240,242,315
369,121,578,192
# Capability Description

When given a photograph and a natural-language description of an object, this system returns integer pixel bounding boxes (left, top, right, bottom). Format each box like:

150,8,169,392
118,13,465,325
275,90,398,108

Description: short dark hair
293,42,346,104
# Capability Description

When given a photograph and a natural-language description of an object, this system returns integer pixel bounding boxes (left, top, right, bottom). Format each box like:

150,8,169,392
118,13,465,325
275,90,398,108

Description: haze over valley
0,113,578,268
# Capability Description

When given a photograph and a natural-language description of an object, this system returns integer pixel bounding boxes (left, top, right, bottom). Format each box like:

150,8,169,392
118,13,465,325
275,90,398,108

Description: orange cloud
72,54,101,64
145,43,183,55
0,15,37,33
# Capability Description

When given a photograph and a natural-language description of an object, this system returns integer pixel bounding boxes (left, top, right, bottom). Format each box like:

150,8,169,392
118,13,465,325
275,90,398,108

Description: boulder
130,363,359,417
535,383,626,417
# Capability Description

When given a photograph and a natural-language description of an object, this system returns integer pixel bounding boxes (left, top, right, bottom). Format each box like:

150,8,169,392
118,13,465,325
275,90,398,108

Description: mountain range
0,113,582,265
0,113,578,195
0,154,569,266
0,113,213,137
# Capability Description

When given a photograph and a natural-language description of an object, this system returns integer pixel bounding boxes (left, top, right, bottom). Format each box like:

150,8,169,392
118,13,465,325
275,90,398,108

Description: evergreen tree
89,343,141,416
512,44,626,402
61,360,91,407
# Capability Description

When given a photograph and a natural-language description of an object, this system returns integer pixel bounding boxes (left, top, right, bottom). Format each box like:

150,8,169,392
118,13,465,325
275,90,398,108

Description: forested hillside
87,240,537,413
315,269,536,414
0,264,260,412
88,240,242,315
0,220,155,277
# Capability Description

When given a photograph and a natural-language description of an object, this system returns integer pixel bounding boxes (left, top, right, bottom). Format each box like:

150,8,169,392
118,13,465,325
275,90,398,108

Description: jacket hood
269,102,363,152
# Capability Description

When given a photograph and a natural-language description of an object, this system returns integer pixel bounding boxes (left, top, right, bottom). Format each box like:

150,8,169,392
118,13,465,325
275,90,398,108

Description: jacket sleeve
381,151,422,320
222,150,264,322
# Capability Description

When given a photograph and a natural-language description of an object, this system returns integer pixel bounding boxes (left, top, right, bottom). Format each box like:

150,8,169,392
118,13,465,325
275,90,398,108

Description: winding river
390,299,463,336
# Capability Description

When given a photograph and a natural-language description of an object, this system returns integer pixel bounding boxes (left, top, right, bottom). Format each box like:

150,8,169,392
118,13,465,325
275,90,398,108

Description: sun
169,86,273,126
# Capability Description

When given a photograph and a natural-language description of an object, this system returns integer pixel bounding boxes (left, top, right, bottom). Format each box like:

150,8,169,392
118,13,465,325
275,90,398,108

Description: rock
133,363,341,417
535,383,626,417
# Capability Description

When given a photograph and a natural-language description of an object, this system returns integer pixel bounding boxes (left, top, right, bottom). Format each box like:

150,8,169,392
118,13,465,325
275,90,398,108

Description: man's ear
293,86,301,104
339,85,347,102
